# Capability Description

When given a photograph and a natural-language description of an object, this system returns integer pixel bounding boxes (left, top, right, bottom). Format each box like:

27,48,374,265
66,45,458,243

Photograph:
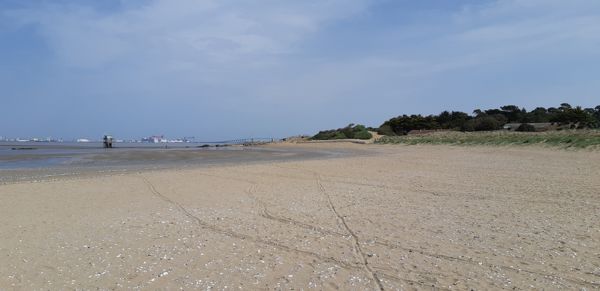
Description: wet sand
0,143,599,290
0,145,368,184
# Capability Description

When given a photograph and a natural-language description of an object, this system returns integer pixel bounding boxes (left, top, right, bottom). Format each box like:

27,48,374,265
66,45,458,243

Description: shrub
461,116,503,131
460,120,476,132
377,124,396,136
475,116,503,131
516,123,536,132
353,130,373,140
312,124,372,140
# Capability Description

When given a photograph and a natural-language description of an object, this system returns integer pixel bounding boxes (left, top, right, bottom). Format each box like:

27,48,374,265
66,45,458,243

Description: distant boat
77,139,91,143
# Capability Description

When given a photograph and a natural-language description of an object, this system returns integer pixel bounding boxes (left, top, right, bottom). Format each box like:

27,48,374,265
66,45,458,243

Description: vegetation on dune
376,130,600,149
311,103,600,147
312,124,373,140
378,103,600,136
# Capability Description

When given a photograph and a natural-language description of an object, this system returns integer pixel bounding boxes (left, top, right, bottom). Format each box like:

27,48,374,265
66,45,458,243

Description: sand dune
1,144,599,290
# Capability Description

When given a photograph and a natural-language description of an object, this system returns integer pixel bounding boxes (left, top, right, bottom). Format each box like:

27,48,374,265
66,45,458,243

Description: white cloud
6,0,373,69
12,0,598,80
455,1,600,46
373,0,600,77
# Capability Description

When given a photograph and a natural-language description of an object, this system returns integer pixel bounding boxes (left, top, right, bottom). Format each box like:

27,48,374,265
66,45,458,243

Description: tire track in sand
243,178,451,288
315,173,385,291
141,170,451,288
244,184,347,237
138,174,363,272
268,165,600,289
205,166,600,289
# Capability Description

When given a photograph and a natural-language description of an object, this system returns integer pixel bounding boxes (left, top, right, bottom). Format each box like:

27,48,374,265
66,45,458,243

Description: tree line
378,103,600,136
312,103,600,140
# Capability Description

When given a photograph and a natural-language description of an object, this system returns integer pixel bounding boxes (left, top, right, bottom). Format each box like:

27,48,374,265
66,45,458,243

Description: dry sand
1,144,599,290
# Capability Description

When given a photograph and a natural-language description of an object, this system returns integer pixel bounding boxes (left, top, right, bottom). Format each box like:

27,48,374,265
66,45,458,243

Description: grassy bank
376,130,600,149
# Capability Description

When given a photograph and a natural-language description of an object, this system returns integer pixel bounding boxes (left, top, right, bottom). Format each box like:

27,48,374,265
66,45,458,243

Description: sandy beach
1,143,599,290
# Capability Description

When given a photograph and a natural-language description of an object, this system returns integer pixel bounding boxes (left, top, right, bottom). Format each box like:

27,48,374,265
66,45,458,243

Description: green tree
500,105,524,122
379,114,439,135
527,107,549,122
550,106,596,128
436,111,471,129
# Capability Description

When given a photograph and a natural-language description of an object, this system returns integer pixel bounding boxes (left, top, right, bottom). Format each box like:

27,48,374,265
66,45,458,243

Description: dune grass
376,130,600,149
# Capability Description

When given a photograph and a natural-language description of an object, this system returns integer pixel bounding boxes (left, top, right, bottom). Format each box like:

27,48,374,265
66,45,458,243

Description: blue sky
1,0,599,140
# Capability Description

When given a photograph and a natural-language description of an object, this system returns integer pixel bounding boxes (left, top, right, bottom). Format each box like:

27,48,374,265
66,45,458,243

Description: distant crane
103,135,114,148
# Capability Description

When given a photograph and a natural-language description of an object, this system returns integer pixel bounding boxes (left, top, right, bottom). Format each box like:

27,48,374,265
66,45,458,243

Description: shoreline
0,143,377,184
1,142,594,185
